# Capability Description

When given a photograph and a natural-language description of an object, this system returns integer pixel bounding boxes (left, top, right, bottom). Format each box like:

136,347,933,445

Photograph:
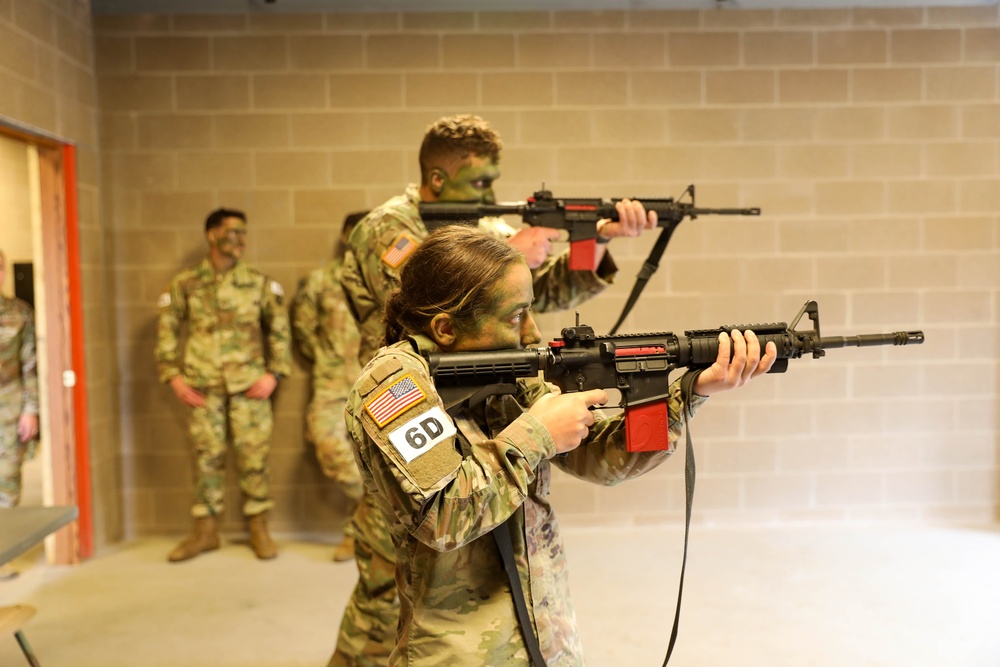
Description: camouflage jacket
155,258,292,394
341,184,620,366
346,334,706,667
0,295,38,415
292,258,361,398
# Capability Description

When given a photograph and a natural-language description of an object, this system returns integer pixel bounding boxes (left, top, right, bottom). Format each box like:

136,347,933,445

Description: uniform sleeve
262,278,293,377
154,278,186,384
19,306,39,415
552,376,708,485
291,275,319,362
342,211,414,365
341,247,387,367
349,354,557,553
529,248,619,314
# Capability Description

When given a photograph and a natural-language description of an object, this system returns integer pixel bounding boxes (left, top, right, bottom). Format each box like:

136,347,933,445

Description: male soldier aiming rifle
333,114,659,665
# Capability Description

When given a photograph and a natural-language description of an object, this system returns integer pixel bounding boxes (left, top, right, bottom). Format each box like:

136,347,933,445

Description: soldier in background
292,212,367,563
0,248,39,510
155,208,292,563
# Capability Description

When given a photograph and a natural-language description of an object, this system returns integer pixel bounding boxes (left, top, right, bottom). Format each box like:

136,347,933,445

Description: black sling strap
453,409,548,667
609,222,682,335
661,370,703,665
494,518,548,667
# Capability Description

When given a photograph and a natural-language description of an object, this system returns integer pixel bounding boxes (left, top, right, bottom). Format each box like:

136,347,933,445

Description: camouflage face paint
438,155,500,204
212,217,247,262
452,262,538,352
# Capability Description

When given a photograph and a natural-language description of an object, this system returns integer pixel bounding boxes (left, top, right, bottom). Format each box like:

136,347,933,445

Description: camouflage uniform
155,258,292,519
292,259,364,501
345,334,706,666
331,184,620,666
0,295,38,508
342,184,617,366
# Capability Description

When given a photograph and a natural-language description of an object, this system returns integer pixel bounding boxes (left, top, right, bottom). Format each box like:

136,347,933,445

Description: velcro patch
387,406,456,463
365,374,426,427
381,233,418,268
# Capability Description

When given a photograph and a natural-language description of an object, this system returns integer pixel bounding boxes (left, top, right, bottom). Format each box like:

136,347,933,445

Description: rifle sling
610,224,674,335
661,369,703,666
453,412,548,667
494,517,548,667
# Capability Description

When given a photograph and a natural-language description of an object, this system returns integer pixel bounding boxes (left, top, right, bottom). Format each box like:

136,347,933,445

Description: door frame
1,117,92,562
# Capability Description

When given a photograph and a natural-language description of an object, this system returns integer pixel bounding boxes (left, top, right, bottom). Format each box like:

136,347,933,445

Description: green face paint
452,262,539,352
211,217,247,262
438,155,500,204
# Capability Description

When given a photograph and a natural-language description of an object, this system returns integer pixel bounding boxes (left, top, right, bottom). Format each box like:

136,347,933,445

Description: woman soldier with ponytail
345,225,775,667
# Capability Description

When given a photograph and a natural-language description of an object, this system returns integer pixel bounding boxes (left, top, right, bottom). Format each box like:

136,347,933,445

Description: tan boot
331,535,355,563
247,512,277,560
167,517,219,563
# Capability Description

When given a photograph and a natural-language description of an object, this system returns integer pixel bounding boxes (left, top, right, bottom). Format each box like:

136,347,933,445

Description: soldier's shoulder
166,264,205,292
351,194,419,246
236,261,276,285
0,297,35,324
10,297,35,317
356,343,425,391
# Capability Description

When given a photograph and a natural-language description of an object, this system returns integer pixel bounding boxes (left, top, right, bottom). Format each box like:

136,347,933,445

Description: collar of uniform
196,257,254,285
404,333,439,358
404,183,422,206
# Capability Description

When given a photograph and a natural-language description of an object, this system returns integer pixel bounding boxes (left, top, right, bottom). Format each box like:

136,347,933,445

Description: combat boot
167,516,219,563
248,511,277,560
331,535,355,563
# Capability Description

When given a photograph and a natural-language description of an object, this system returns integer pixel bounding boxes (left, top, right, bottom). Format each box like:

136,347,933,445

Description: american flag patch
381,233,418,268
365,374,426,427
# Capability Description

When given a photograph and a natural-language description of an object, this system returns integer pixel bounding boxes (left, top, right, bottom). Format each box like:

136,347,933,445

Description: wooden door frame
1,118,92,562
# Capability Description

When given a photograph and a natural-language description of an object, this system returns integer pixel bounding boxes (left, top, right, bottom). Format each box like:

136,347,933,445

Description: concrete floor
1,522,999,667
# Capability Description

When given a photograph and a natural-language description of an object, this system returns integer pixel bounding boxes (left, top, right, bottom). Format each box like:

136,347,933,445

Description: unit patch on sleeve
387,405,456,463
381,233,418,268
365,374,426,427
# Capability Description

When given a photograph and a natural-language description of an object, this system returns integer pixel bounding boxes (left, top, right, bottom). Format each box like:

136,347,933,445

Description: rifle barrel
819,331,925,348
688,207,761,216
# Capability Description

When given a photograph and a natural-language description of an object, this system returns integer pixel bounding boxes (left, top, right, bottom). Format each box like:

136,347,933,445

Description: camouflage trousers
0,382,28,508
0,421,26,509
187,388,274,518
328,533,398,667
306,391,363,503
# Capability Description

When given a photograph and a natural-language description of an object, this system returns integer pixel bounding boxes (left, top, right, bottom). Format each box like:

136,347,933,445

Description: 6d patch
387,406,456,463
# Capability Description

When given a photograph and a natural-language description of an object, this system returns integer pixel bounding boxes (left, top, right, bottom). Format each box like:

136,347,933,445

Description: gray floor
1,523,999,667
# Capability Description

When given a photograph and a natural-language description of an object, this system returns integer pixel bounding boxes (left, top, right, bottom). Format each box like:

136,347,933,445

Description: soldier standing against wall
292,212,366,562
0,249,39,510
155,208,292,563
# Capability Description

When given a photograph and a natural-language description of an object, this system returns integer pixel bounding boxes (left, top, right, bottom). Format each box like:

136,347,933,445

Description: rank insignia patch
381,233,418,268
365,374,426,427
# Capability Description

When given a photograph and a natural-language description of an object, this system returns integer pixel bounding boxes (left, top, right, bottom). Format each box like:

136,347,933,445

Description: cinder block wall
94,6,1000,537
